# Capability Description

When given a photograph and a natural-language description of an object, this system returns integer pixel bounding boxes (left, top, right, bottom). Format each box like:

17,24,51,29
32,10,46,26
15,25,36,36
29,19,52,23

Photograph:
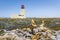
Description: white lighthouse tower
18,5,26,18
11,5,26,19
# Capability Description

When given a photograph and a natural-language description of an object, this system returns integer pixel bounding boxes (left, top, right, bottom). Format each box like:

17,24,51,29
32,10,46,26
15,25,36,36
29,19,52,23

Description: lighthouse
19,5,26,18
11,5,26,19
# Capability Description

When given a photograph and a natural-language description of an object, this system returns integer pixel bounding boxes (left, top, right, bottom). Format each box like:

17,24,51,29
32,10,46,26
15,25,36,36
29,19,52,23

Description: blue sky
0,0,60,18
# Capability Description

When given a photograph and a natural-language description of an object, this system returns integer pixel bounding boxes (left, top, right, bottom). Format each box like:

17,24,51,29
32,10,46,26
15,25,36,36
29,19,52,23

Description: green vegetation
0,18,60,30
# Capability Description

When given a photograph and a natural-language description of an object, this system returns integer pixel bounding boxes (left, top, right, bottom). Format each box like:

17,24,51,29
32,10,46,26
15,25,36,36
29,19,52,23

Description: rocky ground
0,20,57,40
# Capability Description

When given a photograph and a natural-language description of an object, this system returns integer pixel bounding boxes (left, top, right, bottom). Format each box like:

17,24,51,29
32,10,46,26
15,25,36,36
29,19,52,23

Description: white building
11,5,26,19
